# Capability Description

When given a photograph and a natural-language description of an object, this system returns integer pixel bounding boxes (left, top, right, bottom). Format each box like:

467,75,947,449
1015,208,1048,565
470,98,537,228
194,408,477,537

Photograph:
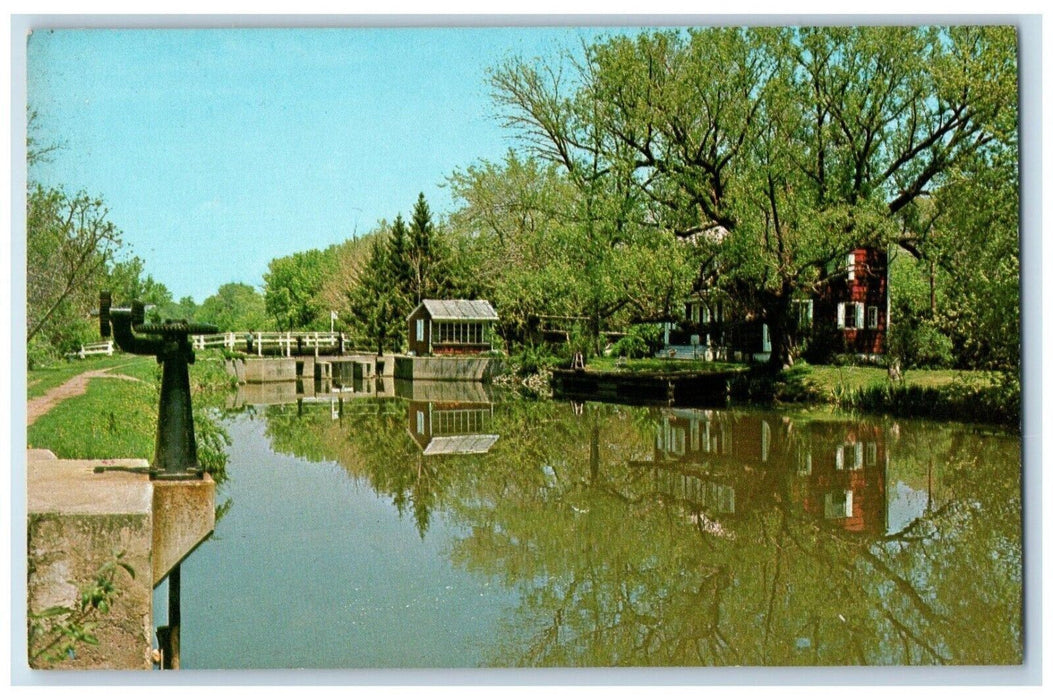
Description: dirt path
27,366,145,427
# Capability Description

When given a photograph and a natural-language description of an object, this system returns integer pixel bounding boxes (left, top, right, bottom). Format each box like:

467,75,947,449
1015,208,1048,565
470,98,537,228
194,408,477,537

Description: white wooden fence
191,331,342,357
66,333,343,359
66,340,115,359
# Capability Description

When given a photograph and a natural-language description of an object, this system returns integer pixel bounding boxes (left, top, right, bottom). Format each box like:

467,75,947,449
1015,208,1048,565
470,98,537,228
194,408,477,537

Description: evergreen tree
347,237,406,355
406,193,450,303
387,214,413,303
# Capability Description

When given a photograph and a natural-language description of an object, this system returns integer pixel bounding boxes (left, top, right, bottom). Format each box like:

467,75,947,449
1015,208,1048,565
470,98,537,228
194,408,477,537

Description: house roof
421,434,500,456
414,299,498,321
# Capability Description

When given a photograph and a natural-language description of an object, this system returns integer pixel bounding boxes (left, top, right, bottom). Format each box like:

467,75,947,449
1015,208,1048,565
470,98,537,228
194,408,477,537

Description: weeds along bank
728,362,1019,428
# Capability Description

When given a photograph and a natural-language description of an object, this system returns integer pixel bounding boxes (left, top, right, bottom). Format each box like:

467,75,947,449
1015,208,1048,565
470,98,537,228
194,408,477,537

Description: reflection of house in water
642,410,888,534
791,422,887,533
398,379,500,456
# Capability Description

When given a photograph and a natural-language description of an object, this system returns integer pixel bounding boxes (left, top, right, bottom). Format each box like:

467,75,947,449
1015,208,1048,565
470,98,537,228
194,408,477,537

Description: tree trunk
929,259,936,318
765,289,795,372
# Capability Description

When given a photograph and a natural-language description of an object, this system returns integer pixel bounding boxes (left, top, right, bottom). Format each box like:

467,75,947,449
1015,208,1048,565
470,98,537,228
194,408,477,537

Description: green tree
346,237,407,355
387,214,413,301
27,186,123,353
104,256,174,323
166,296,200,323
448,151,698,350
316,233,377,327
197,282,269,332
406,193,452,304
491,26,1017,368
263,249,332,330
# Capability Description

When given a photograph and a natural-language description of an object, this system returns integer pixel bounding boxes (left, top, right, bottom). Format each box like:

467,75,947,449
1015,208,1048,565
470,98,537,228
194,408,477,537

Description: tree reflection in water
261,395,1021,667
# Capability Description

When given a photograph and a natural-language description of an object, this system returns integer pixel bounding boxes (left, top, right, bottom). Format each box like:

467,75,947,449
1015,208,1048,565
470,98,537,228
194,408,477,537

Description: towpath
27,364,145,426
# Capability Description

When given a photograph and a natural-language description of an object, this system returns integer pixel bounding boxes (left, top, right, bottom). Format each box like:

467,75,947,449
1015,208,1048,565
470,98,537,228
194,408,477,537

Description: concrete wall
27,451,154,670
393,356,504,382
228,355,395,385
26,450,214,670
238,358,298,383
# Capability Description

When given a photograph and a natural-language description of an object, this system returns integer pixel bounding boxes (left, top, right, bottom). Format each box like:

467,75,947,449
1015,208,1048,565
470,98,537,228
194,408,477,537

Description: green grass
26,354,156,399
782,363,1015,427
28,370,158,460
798,364,994,398
27,350,235,463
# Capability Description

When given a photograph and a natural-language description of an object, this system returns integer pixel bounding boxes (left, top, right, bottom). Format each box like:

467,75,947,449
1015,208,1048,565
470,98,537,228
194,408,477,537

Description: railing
190,331,344,357
67,340,115,359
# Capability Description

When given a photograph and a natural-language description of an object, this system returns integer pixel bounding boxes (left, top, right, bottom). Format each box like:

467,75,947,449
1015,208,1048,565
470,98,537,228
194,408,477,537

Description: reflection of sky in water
886,481,932,535
171,415,517,669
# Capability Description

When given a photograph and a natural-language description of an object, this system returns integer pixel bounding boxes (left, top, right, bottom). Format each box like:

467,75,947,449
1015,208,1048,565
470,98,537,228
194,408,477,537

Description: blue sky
27,27,639,303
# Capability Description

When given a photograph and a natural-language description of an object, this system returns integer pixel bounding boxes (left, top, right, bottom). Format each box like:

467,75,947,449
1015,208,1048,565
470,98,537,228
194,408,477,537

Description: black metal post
163,565,181,669
154,335,199,478
98,292,217,480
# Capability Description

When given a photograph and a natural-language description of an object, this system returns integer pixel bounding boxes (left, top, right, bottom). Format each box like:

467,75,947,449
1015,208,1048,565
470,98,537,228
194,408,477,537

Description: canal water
166,386,1022,668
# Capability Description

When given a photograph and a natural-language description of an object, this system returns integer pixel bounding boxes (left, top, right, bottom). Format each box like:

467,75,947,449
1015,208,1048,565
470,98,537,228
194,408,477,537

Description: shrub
887,320,954,369
610,324,665,359
513,344,561,377
27,336,60,370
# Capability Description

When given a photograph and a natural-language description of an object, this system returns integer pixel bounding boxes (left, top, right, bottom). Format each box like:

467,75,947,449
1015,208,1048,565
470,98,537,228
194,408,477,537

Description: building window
846,252,856,281
867,306,879,329
433,321,489,344
825,491,853,519
795,299,813,327
416,319,424,341
838,302,864,329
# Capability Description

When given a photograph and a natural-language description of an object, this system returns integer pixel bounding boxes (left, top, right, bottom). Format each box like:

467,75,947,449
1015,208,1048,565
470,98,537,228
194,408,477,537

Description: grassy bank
767,362,1017,428
27,351,234,480
558,355,1017,428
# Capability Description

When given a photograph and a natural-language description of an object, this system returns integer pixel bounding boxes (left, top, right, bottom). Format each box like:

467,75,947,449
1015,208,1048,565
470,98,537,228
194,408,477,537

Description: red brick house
662,247,890,362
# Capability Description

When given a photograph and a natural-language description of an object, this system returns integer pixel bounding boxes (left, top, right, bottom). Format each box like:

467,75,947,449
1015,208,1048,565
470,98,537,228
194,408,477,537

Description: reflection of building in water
791,422,887,533
407,400,500,456
643,410,887,534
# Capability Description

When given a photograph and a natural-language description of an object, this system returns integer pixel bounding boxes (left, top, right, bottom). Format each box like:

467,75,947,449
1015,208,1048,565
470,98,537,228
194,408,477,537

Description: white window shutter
855,303,864,329
847,252,856,281
837,303,845,328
